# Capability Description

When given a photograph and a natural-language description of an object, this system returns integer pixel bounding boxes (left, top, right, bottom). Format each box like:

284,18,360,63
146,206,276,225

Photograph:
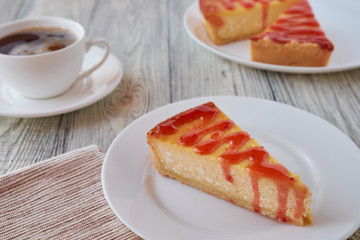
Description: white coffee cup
0,17,110,99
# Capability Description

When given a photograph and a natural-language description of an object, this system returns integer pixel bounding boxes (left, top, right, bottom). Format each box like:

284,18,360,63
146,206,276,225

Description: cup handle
78,38,110,80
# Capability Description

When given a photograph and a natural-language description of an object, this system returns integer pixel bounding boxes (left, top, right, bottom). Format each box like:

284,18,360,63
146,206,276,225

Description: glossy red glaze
180,120,234,147
150,102,219,136
251,0,334,50
151,102,308,222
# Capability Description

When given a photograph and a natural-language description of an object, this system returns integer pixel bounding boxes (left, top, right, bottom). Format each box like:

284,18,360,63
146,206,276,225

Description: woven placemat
0,145,142,239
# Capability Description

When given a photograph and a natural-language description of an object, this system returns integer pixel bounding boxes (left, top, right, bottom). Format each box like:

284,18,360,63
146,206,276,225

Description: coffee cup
0,17,110,99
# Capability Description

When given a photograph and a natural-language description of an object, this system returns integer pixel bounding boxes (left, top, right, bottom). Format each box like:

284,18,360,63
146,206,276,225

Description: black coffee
0,27,77,55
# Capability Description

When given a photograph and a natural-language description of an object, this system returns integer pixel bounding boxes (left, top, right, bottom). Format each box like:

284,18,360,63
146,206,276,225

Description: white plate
0,46,123,118
184,0,360,73
102,96,360,240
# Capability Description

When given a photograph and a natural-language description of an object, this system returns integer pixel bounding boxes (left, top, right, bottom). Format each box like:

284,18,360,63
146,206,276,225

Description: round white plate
0,46,123,118
184,0,360,73
102,96,360,240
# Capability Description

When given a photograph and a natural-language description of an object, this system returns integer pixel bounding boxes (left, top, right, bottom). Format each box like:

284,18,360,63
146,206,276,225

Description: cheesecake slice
199,0,299,44
250,0,334,66
147,102,312,226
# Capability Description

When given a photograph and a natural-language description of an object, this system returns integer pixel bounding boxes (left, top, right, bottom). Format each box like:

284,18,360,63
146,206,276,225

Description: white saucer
184,0,360,73
0,46,123,118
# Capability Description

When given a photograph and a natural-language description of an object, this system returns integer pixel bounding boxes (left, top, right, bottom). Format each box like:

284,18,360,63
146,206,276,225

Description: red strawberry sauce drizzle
150,102,308,222
250,0,334,50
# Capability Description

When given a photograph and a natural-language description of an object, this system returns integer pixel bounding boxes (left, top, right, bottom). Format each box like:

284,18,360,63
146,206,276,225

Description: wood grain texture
0,0,359,238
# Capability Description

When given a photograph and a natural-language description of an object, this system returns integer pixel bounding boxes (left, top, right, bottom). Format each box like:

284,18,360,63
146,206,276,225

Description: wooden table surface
0,0,359,239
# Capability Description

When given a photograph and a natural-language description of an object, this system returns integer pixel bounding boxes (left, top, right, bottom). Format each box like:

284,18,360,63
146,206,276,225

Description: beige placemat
0,145,142,239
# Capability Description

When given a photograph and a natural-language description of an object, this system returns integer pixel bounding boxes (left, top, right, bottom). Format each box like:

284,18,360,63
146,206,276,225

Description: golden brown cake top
200,0,282,13
148,102,310,223
199,0,284,28
251,0,334,51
